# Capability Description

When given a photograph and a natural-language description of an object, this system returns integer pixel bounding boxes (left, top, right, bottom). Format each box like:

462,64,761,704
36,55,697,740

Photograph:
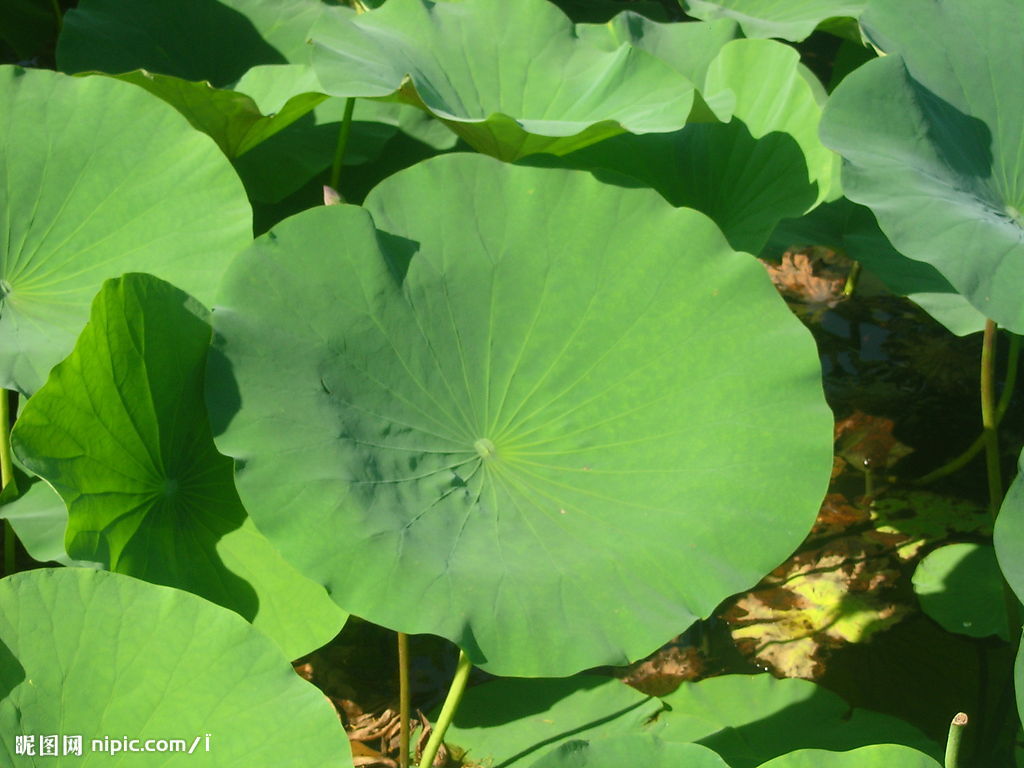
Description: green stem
913,332,1019,486
981,319,1003,516
944,712,968,768
328,98,357,192
398,631,410,768
843,259,861,296
49,0,62,34
1,389,16,576
418,650,471,768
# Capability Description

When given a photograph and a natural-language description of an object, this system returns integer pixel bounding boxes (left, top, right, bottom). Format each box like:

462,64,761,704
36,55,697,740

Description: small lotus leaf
913,542,1010,640
529,737,729,768
681,0,867,41
756,745,941,767
0,66,251,395
819,0,1024,332
444,676,662,767
996,450,1024,609
11,274,345,659
208,153,833,675
311,0,697,160
0,568,353,767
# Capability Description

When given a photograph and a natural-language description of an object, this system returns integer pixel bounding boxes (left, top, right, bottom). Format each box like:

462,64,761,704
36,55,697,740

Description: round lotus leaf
913,543,1009,640
0,568,352,767
819,0,1024,333
0,66,251,395
681,0,866,41
208,153,833,676
310,0,697,161
11,274,345,659
996,450,1024,609
529,737,729,768
756,745,941,768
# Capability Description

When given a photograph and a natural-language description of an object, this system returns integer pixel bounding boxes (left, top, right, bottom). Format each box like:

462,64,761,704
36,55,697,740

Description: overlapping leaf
913,543,1010,640
820,0,1024,332
757,745,941,768
551,37,836,253
0,568,353,767
0,66,251,395
681,0,867,41
11,274,345,659
207,153,833,675
311,0,697,160
530,737,728,768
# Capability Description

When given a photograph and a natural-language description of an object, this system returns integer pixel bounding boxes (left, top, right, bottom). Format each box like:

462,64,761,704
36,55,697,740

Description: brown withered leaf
834,410,913,472
619,643,704,696
761,249,847,311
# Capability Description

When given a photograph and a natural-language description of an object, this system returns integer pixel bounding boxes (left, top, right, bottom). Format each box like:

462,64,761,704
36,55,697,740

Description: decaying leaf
762,248,849,316
618,643,704,696
869,490,991,561
835,410,913,472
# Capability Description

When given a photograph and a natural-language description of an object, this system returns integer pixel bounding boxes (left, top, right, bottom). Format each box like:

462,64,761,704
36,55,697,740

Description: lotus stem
944,712,968,768
843,260,861,296
417,649,471,768
398,631,410,768
1,388,16,576
328,98,357,192
912,331,1019,485
981,319,1002,516
50,0,62,34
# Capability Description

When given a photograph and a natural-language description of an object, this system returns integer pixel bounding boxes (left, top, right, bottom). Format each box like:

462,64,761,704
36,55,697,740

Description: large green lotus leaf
756,745,941,768
996,451,1024,608
0,66,251,396
819,0,1024,333
58,0,334,85
651,674,939,767
208,153,833,675
0,568,353,767
576,14,742,122
680,0,866,41
764,198,986,336
10,274,345,659
443,676,663,767
311,0,697,161
912,543,1010,640
551,38,834,253
529,737,729,768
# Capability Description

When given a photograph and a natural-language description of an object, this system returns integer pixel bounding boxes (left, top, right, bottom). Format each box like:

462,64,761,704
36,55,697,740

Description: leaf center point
473,438,497,460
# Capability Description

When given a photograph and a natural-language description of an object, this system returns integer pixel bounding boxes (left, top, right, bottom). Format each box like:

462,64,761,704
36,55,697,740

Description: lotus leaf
756,745,941,767
443,676,662,767
913,542,1010,640
819,0,1024,333
996,451,1024,609
529,737,729,768
207,153,833,675
311,0,697,161
652,674,939,766
681,0,867,41
553,38,836,253
11,274,345,659
0,66,251,395
0,568,353,767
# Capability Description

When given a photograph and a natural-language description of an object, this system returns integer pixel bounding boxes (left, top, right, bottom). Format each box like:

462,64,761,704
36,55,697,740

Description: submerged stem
417,649,471,768
398,631,410,768
328,98,357,192
1,389,16,575
944,712,968,768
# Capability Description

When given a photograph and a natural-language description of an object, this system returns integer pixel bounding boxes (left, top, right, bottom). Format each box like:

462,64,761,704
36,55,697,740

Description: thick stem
398,631,410,768
1,389,16,576
843,260,861,297
981,319,1003,516
328,98,357,192
417,650,471,768
944,712,968,768
913,332,1019,486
